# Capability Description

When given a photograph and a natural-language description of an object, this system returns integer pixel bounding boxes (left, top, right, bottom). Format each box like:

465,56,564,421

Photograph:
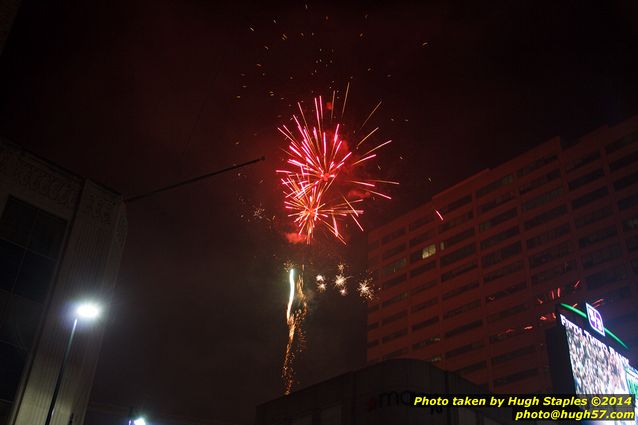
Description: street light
132,417,146,425
44,302,102,425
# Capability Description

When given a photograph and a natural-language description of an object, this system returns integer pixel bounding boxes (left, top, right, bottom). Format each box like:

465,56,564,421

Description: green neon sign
560,303,628,349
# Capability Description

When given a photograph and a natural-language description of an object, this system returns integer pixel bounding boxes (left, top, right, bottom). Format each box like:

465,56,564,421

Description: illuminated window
411,243,436,262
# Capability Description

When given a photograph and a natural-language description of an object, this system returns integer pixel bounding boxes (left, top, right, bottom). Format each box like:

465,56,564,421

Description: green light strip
559,303,628,350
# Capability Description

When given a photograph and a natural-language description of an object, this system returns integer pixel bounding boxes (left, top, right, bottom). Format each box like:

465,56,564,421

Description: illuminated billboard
556,308,637,425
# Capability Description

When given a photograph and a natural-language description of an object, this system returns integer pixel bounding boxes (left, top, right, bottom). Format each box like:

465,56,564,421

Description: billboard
558,311,638,425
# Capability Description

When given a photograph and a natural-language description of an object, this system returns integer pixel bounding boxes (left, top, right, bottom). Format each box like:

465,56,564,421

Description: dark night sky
1,1,638,424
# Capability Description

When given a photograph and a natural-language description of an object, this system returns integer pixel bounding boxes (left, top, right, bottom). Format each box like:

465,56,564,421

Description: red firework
277,93,397,243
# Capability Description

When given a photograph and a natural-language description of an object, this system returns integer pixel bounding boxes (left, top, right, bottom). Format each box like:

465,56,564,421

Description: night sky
1,1,638,424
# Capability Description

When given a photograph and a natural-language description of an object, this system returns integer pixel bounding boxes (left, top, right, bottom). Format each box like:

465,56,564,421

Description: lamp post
44,302,101,425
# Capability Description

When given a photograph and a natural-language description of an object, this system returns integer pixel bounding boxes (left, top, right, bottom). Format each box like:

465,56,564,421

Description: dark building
256,358,523,425
0,139,127,425
366,115,638,394
0,0,22,55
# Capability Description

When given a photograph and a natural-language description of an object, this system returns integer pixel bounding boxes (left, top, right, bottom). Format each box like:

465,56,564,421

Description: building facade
256,359,523,425
0,139,127,425
366,116,638,394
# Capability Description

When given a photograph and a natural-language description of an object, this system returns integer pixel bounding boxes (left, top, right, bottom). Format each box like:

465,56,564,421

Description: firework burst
357,278,376,300
277,87,397,244
316,274,327,292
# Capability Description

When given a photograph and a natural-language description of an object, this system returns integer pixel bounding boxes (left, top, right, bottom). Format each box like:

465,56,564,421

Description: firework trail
282,267,308,395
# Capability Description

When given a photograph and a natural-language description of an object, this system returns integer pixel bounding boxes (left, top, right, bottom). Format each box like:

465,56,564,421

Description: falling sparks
277,87,398,243
434,209,444,221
